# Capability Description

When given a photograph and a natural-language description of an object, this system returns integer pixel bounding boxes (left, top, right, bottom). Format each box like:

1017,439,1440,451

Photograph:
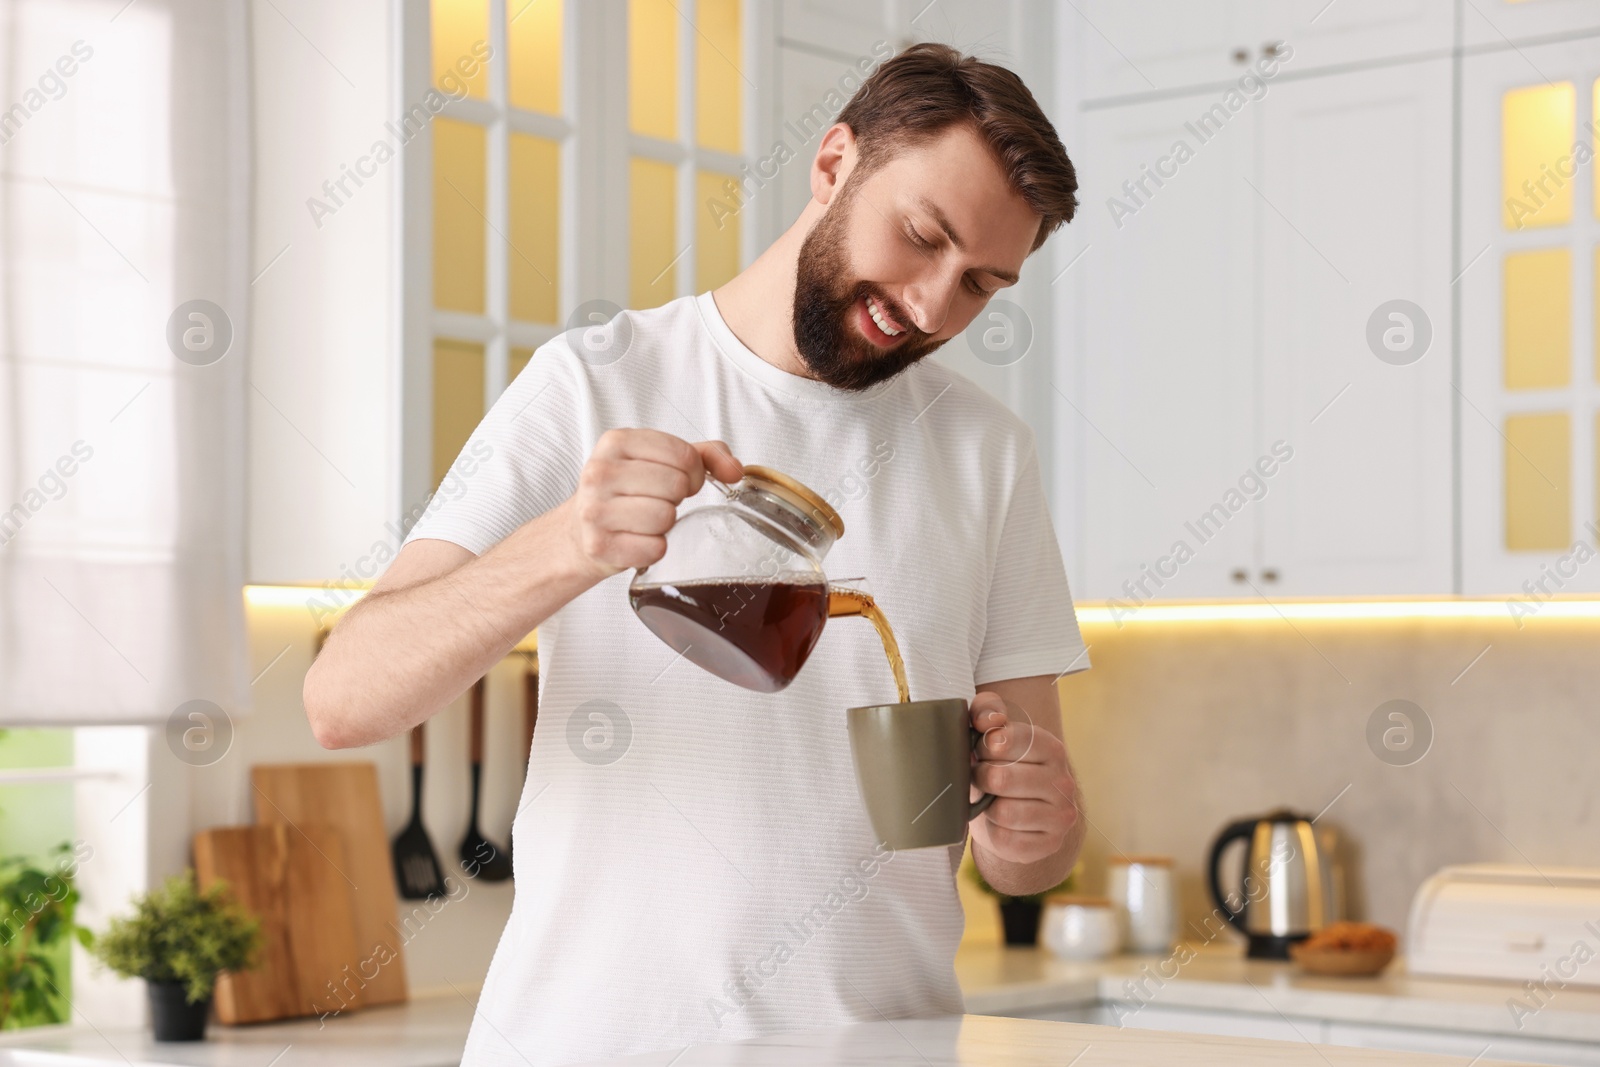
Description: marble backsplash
961,610,1600,948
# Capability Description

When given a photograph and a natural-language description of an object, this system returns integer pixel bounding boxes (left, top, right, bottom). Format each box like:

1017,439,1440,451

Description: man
305,42,1089,1067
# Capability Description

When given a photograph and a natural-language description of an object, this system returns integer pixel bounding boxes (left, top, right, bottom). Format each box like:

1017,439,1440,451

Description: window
414,1,754,497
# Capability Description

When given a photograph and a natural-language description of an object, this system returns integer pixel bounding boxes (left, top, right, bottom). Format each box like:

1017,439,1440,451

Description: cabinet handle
1231,47,1249,65
1231,569,1248,583
1261,41,1285,59
1261,569,1280,583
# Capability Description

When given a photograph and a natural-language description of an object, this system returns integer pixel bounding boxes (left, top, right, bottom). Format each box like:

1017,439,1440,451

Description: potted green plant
0,843,93,1030
964,858,1079,946
91,871,261,1041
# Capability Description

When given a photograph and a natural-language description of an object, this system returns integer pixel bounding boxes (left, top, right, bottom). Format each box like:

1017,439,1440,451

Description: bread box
1406,864,1600,986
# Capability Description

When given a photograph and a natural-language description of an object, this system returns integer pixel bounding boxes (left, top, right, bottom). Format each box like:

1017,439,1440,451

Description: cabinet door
1460,38,1600,595
777,0,893,58
1111,1004,1323,1043
1260,1,1454,74
1074,0,1262,101
1463,0,1600,49
1257,60,1455,595
1076,92,1258,600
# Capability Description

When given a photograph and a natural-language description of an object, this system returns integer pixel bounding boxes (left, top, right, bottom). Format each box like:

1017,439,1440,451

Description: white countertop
0,993,474,1066
955,941,1600,1045
6,942,1597,1065
574,1013,1528,1065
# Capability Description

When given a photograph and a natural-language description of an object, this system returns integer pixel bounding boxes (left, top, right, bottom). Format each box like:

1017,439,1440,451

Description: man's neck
709,212,818,380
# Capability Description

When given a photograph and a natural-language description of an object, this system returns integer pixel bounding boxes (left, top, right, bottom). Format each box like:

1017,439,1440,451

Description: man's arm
968,673,1086,896
303,429,742,750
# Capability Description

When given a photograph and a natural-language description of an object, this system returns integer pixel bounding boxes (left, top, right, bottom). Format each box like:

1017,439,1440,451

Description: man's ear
810,122,858,207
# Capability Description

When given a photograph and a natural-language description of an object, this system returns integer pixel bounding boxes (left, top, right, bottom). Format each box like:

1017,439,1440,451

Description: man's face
792,123,1040,391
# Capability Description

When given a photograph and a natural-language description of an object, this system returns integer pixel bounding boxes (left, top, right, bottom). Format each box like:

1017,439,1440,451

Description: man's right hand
568,428,744,580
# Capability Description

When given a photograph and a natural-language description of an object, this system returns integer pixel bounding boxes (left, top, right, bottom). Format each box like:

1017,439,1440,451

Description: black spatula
393,723,446,900
460,677,512,881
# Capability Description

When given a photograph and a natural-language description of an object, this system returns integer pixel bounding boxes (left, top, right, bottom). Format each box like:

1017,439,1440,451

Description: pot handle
1207,818,1258,933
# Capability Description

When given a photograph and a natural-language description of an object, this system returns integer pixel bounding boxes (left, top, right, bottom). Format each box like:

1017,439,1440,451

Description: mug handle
968,725,998,820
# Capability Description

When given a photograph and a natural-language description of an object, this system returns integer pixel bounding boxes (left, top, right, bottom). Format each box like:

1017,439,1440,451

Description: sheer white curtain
0,0,249,724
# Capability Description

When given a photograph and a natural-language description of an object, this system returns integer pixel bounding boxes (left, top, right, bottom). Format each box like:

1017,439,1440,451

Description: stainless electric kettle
1207,810,1344,959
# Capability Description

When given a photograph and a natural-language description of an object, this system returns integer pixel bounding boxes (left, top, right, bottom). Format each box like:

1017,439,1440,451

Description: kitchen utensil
250,761,408,1006
194,823,362,1023
1207,809,1342,959
628,465,844,692
1108,855,1177,954
1041,895,1121,961
393,724,446,900
460,677,512,881
846,698,995,849
1407,864,1600,987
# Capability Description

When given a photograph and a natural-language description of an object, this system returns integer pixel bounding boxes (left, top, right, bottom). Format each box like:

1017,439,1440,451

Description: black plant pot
998,899,1042,946
148,981,210,1042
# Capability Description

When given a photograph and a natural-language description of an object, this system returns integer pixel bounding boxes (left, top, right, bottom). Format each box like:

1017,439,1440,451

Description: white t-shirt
405,293,1088,1066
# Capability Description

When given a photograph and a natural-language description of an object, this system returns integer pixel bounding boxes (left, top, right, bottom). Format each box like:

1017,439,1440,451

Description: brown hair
836,42,1078,251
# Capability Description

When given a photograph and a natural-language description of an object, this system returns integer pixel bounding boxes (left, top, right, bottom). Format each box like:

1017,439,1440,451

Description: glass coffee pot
628,465,847,693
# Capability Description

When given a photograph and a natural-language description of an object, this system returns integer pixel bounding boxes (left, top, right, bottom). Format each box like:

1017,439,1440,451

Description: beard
791,182,948,392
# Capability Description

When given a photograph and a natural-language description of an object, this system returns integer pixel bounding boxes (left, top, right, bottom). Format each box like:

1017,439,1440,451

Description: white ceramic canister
1041,895,1121,961
1108,855,1177,954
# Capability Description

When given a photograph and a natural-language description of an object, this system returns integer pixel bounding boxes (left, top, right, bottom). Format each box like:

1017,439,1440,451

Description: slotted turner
459,677,512,881
392,723,445,900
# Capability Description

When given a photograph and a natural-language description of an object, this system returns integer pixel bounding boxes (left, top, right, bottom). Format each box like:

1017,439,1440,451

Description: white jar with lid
1041,895,1121,961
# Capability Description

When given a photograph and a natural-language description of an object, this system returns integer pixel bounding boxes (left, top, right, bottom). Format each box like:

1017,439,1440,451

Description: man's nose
901,269,961,336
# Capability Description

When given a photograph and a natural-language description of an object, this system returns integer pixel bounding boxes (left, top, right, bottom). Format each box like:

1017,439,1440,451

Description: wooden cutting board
193,823,361,1023
250,762,409,1006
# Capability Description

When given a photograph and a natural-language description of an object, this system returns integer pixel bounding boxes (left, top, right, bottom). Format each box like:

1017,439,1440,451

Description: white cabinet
1071,60,1454,599
1459,36,1600,594
1257,59,1454,596
1073,1,1453,102
1075,89,1258,600
1462,0,1600,50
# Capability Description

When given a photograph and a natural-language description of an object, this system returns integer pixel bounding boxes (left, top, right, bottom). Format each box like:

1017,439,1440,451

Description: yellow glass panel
1502,82,1574,230
630,157,678,309
1505,413,1570,551
434,119,488,313
1503,248,1571,390
629,0,677,140
696,170,740,292
510,133,560,324
432,339,486,488
696,0,741,153
509,0,561,114
509,346,534,383
432,0,489,100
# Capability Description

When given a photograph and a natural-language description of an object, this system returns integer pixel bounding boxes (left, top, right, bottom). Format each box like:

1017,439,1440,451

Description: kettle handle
1207,819,1258,934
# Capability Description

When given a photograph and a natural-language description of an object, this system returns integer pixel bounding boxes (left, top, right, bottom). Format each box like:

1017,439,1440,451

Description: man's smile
856,293,909,348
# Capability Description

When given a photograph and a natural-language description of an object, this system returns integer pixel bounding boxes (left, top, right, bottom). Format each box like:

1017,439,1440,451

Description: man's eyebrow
916,196,1021,286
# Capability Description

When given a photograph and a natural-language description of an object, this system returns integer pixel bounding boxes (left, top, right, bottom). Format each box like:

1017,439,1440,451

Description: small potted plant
964,858,1079,946
91,871,260,1041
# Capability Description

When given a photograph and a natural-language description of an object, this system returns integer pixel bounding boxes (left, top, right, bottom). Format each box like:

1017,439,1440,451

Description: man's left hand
968,690,1080,865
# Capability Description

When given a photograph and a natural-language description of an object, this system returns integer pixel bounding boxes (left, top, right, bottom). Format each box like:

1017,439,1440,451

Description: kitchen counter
955,940,1600,1045
575,1013,1529,1065
6,942,1597,1066
0,992,475,1066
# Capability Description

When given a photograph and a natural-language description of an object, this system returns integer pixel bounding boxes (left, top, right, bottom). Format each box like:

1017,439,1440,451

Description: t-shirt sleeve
973,435,1090,685
401,336,589,556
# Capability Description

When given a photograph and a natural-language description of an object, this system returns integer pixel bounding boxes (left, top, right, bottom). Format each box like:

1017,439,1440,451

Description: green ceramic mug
847,698,997,850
